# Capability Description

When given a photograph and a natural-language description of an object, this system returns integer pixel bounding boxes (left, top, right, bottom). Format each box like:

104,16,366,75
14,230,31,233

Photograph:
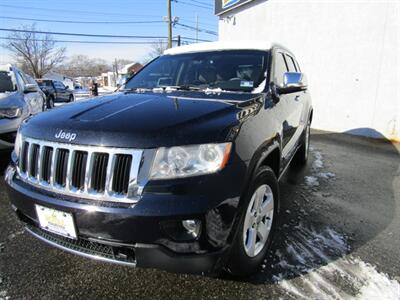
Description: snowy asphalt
0,131,399,299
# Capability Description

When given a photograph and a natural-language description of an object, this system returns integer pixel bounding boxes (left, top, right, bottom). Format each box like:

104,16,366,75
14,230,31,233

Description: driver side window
273,52,289,87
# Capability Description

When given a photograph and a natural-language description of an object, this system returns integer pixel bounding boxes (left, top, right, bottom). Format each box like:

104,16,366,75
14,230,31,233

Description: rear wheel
227,166,279,277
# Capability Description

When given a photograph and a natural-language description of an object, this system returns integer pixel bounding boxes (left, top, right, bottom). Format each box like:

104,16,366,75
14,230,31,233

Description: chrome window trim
17,136,143,204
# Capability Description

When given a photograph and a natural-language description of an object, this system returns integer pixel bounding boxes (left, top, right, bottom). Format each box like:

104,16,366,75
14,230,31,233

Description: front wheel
68,95,74,102
227,166,279,277
47,96,55,109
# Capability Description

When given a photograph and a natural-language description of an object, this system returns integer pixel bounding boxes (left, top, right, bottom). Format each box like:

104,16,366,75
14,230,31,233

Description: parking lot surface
0,131,399,299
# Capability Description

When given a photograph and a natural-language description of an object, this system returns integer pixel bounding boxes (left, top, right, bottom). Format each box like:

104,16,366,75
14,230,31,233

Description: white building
216,0,399,141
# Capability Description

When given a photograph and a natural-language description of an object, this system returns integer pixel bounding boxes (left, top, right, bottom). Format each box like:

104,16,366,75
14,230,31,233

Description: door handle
294,95,300,101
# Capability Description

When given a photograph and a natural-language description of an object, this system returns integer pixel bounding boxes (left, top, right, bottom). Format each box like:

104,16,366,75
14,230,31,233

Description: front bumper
5,161,246,274
0,117,22,149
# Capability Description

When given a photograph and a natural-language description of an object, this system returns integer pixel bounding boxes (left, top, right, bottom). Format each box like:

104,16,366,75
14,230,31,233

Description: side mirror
279,72,307,93
24,84,38,93
65,85,69,89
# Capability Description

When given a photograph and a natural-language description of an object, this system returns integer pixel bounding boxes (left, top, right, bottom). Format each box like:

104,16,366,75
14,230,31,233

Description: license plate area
35,205,77,239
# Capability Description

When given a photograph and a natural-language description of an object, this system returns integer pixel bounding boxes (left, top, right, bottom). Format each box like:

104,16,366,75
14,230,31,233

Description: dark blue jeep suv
5,41,313,276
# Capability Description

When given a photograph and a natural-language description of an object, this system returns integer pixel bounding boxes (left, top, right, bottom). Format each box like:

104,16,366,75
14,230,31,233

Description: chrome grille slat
65,150,75,190
37,145,44,181
84,150,93,193
50,146,57,186
17,137,143,204
26,142,32,179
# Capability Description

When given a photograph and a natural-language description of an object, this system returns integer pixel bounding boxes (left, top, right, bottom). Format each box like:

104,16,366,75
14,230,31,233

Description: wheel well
260,148,280,178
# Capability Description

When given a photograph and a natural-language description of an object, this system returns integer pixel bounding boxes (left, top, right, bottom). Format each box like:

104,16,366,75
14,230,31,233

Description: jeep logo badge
55,130,77,142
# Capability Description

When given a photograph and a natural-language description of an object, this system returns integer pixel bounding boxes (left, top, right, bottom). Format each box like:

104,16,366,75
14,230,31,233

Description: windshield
125,50,269,92
0,71,17,93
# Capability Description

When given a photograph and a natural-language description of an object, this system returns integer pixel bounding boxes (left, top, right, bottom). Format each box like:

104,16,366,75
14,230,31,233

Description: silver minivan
0,64,45,149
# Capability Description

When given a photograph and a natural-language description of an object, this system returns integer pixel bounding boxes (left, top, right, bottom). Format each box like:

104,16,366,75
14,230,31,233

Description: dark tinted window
125,50,269,92
0,71,17,92
273,52,288,86
285,54,297,72
37,80,53,87
54,81,65,89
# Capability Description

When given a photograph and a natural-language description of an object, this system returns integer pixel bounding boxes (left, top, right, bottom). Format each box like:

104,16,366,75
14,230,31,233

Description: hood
0,91,24,108
21,91,263,148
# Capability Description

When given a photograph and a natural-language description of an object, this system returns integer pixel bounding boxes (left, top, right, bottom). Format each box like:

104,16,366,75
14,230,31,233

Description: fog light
182,219,201,238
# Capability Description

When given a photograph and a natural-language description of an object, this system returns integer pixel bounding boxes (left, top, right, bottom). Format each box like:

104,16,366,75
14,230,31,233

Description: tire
68,95,74,102
293,118,311,166
227,166,279,277
42,98,47,111
47,96,55,109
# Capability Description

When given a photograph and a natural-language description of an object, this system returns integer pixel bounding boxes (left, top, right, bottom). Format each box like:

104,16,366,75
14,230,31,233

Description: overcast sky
0,0,218,64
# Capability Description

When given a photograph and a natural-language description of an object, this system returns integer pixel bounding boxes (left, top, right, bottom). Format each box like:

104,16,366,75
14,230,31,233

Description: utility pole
195,14,199,43
177,35,181,46
167,0,172,48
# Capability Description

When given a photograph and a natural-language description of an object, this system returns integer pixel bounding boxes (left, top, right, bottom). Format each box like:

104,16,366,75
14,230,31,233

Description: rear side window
285,54,297,72
273,52,288,86
294,58,301,72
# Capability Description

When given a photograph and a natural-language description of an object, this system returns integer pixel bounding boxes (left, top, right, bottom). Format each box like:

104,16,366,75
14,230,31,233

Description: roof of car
0,64,14,72
163,41,284,55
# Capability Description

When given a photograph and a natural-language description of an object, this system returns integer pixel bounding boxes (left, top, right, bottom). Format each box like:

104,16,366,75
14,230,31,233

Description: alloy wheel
243,184,274,257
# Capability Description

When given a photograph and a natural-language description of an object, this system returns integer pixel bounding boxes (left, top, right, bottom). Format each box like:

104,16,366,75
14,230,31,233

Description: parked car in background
36,79,74,108
25,74,47,111
0,64,45,150
5,41,312,276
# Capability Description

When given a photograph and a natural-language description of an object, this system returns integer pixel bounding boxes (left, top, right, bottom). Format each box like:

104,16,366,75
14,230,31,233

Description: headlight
0,107,22,119
14,130,22,157
150,143,232,180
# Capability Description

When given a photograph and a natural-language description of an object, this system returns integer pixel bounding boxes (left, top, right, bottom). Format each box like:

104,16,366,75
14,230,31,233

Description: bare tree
2,24,66,78
112,58,133,77
147,39,168,60
56,55,111,77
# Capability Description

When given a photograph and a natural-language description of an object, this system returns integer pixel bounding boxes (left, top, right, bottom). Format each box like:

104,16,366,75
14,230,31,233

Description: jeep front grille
18,137,143,204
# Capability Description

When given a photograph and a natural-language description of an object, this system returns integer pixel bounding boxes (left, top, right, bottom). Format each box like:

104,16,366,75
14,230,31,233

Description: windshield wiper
123,87,153,92
161,85,202,91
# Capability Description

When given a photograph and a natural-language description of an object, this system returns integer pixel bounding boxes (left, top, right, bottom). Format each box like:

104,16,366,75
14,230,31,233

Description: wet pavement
0,131,399,299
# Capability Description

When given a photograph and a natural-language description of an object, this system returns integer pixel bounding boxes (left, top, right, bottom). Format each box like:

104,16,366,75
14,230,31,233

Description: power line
0,4,162,18
176,23,217,36
0,16,165,25
0,28,212,42
176,0,214,10
0,36,167,45
187,0,213,8
0,28,167,39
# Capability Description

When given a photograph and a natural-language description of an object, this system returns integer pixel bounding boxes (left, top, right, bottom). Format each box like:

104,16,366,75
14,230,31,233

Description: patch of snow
312,151,324,170
0,290,9,300
305,176,319,187
273,225,400,299
354,259,400,300
318,172,336,179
